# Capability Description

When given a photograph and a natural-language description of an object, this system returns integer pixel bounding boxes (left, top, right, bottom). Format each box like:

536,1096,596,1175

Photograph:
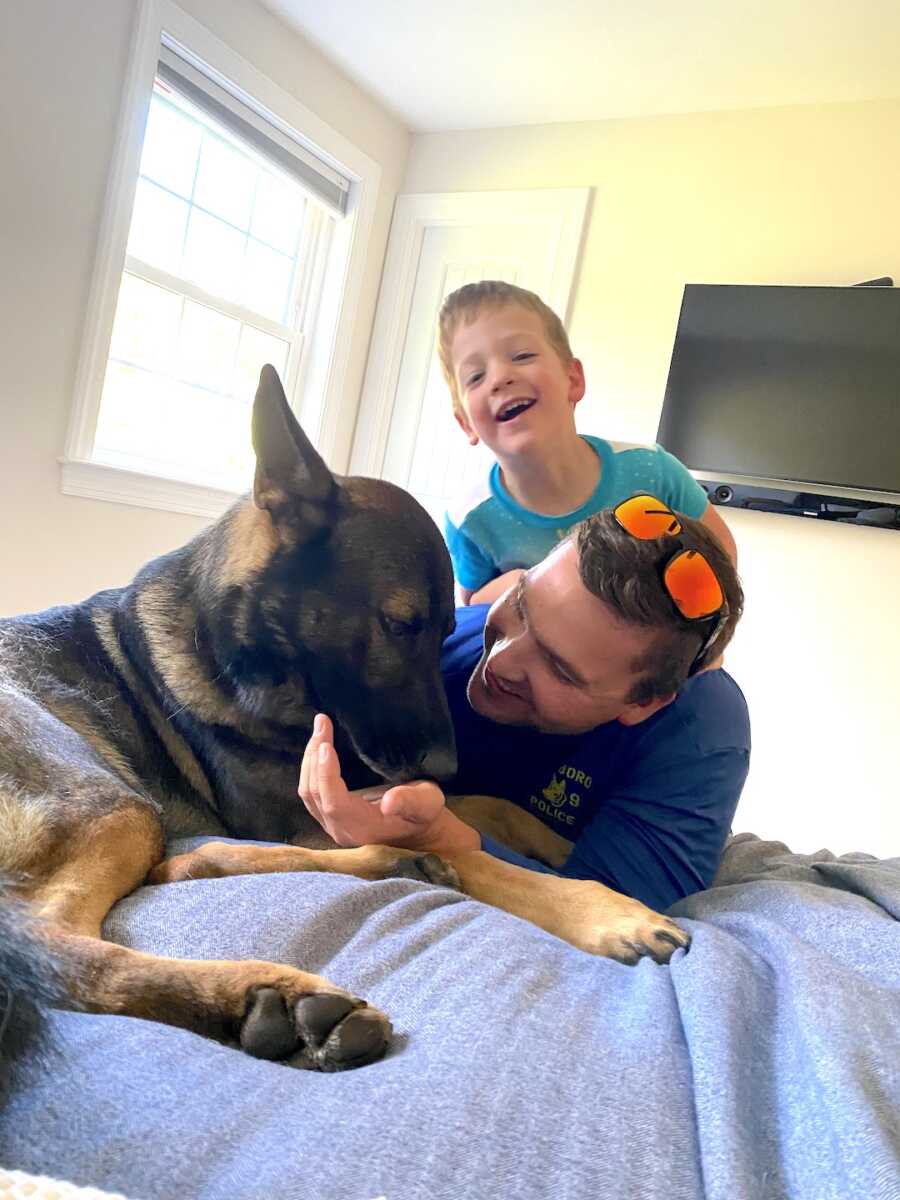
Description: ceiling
258,0,900,132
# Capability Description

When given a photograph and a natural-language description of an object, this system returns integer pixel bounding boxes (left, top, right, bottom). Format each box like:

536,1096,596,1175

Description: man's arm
301,680,749,915
557,746,749,912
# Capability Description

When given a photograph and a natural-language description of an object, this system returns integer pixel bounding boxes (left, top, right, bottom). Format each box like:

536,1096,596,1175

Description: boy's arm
469,569,525,606
444,513,497,602
699,501,737,564
653,446,738,564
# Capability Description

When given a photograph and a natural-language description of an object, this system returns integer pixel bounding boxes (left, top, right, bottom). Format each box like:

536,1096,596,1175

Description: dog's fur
0,876,62,1096
0,366,688,1078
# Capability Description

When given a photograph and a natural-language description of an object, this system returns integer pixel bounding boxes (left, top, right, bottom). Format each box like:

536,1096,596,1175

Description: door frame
349,187,592,478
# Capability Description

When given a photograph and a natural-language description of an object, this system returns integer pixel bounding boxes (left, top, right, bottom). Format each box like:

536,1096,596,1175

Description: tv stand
697,479,900,529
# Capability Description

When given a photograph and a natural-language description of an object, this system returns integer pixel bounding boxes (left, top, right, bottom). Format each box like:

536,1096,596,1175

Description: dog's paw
383,852,462,891
240,987,390,1072
604,911,690,966
147,843,231,884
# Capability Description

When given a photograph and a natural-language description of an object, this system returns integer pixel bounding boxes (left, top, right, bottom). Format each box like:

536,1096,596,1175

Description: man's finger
317,741,350,818
299,712,329,823
299,735,314,809
380,781,446,827
317,741,363,845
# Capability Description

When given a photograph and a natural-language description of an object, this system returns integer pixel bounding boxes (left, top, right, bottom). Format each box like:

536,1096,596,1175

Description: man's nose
489,632,527,681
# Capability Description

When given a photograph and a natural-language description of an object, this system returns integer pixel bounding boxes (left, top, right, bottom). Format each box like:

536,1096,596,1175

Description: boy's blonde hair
437,281,574,416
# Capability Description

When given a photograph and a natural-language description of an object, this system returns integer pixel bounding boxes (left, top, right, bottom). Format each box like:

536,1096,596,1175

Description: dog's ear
251,365,338,534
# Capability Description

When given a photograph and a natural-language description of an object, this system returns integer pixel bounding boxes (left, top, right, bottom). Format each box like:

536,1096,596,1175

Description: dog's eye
380,613,422,638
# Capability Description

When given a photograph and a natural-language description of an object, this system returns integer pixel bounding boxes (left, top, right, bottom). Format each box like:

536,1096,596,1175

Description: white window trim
349,188,592,480
62,0,380,518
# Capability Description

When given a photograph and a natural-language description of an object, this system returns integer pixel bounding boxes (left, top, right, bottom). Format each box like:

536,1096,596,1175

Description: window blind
157,41,351,215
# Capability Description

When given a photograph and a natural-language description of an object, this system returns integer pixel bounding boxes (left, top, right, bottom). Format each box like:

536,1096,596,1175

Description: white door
350,189,591,528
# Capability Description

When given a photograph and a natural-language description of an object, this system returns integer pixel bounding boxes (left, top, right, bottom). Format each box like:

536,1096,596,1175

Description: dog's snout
418,745,457,784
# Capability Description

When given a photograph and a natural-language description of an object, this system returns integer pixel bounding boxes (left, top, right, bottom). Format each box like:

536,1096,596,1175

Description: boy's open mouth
496,398,536,423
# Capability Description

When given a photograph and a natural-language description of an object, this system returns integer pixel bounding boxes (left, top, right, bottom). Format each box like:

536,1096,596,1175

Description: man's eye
551,662,577,686
381,613,422,638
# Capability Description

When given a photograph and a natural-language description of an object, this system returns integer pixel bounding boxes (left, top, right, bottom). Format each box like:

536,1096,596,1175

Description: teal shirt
444,435,708,591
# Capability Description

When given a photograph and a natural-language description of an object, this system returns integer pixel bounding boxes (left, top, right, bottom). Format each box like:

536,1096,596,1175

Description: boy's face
450,304,585,456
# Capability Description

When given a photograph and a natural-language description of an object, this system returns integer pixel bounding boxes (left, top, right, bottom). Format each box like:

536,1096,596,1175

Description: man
301,498,749,914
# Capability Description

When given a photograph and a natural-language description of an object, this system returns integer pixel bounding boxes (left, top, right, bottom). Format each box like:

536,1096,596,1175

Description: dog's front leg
446,851,690,965
150,843,688,965
149,841,462,890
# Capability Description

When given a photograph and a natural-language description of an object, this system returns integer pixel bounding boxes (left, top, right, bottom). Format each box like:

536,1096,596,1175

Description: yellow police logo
542,776,567,807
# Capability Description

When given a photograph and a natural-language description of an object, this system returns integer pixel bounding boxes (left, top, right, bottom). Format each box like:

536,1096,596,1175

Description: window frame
62,0,380,518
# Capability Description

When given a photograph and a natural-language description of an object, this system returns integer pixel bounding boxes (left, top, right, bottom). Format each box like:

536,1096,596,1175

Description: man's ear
617,692,675,727
454,410,479,446
252,364,338,538
568,358,586,408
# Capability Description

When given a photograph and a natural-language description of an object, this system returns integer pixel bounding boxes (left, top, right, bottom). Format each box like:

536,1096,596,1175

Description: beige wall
0,0,408,615
405,99,900,856
3,3,897,856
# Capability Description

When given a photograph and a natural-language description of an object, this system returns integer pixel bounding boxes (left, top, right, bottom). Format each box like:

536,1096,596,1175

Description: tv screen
657,284,900,498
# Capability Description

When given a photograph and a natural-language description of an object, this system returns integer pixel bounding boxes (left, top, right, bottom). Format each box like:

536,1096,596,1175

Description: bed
2,833,898,1200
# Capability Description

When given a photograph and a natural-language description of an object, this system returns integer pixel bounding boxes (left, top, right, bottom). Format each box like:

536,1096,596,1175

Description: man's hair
437,281,574,416
574,509,744,704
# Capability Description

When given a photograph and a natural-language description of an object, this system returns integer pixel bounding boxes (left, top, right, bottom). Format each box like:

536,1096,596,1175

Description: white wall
404,100,900,857
0,0,408,615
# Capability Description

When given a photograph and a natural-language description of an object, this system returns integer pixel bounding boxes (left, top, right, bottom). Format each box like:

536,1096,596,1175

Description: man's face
467,541,671,735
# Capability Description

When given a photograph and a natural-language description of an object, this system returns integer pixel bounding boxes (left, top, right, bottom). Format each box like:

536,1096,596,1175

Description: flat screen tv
657,284,900,500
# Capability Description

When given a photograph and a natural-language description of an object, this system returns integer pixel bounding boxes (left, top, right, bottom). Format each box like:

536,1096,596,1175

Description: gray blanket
2,834,899,1200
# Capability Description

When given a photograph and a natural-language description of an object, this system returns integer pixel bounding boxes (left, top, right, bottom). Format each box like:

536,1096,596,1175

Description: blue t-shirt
441,605,751,913
444,435,708,591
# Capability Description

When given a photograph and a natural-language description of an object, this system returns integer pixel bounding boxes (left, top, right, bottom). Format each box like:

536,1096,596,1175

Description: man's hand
299,714,480,855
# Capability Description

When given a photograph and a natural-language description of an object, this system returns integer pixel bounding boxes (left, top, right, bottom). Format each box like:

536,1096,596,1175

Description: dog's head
212,365,457,785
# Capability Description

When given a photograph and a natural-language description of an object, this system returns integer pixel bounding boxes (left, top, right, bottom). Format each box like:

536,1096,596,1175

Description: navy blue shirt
441,604,751,912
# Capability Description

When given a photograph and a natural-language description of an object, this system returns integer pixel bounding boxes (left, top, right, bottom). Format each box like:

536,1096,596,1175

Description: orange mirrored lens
663,549,724,620
615,494,682,540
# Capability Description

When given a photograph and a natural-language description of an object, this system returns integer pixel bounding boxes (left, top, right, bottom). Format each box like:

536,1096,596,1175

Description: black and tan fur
0,366,687,1076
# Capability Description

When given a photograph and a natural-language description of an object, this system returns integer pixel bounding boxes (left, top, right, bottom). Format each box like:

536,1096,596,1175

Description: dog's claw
610,919,690,966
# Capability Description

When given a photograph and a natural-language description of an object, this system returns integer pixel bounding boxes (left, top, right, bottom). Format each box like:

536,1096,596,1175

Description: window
64,1,380,517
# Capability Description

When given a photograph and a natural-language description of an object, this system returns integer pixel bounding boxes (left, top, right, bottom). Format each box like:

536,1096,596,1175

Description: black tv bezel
657,281,900,507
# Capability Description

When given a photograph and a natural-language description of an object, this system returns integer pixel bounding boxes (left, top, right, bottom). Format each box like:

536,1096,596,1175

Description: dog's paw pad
314,1006,391,1072
294,993,356,1044
238,988,391,1072
240,987,298,1060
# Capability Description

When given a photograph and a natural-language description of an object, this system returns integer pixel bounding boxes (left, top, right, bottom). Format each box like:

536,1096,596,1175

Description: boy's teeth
497,399,535,422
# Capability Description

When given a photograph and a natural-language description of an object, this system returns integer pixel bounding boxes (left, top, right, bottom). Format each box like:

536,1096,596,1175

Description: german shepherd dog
0,367,687,1078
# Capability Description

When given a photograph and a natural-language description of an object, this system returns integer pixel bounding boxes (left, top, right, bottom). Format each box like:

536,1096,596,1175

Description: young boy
438,281,736,604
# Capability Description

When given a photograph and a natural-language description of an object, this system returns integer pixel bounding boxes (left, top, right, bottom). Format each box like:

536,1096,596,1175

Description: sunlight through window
95,75,317,491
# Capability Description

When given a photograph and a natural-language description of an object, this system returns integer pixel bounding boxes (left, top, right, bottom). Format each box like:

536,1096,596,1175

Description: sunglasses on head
612,493,728,677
